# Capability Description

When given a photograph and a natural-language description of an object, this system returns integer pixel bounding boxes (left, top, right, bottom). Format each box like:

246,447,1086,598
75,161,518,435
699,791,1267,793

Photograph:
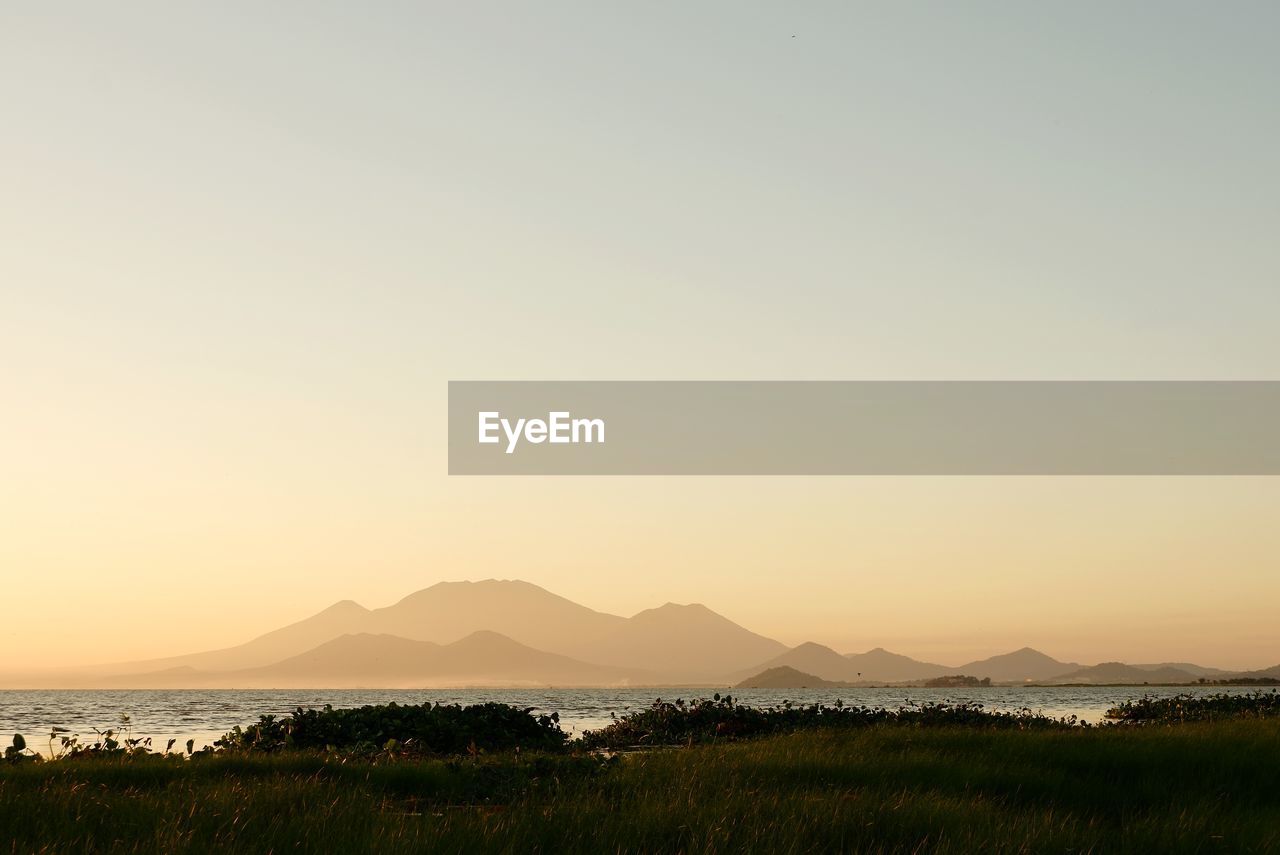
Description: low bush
215,701,568,756
580,694,1083,749
1104,689,1280,723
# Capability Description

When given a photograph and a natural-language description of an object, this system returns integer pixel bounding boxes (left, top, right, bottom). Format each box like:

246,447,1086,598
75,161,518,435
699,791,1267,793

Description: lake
0,685,1266,753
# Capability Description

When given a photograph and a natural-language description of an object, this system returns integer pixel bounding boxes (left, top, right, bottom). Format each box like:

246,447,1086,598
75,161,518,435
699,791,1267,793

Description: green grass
3,721,1279,853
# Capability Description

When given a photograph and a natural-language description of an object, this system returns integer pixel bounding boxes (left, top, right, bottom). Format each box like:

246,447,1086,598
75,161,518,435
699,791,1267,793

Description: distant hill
101,631,650,689
106,580,626,674
102,599,375,674
369,580,626,659
737,643,956,683
956,648,1080,683
1227,664,1280,680
731,643,863,683
736,666,841,689
738,645,1090,685
844,647,958,682
587,603,788,681
1131,662,1229,678
1048,662,1199,685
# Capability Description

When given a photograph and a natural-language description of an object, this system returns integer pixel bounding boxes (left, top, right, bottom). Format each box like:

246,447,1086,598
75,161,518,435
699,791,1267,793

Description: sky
2,3,1279,670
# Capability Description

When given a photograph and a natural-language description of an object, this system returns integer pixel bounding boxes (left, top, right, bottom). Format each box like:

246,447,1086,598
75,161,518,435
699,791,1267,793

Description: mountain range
95,631,651,689
733,643,1086,684
7,580,1275,689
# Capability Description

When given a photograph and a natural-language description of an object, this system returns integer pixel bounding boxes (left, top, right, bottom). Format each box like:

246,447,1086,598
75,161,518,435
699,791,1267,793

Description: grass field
3,719,1279,853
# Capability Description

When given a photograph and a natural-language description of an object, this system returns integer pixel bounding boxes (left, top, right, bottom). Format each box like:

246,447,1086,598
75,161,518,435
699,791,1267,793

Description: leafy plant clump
5,714,196,765
580,694,1084,749
215,701,568,756
3,733,31,764
1105,690,1280,724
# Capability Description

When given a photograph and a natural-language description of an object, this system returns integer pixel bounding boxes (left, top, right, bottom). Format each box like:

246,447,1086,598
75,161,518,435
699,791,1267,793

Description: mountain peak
588,601,785,680
322,599,369,614
959,648,1078,682
748,643,952,683
792,641,841,655
404,578,544,596
329,632,402,643
394,578,584,605
631,602,718,620
450,629,523,647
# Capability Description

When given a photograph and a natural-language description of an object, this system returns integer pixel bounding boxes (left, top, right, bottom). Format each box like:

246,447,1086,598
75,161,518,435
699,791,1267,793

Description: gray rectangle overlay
448,381,1280,475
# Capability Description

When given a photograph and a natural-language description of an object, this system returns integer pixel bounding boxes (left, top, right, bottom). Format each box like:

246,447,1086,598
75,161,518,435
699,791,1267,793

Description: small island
923,675,992,688
736,666,847,689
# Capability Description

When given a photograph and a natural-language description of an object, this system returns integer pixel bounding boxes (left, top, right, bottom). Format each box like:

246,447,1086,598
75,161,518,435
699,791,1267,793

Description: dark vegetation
1104,689,1280,723
579,694,1083,749
3,692,1279,853
215,701,566,756
1204,676,1280,685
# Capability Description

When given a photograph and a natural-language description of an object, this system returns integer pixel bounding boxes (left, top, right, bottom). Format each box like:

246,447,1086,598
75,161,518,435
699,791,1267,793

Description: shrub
1104,690,1280,724
580,695,1082,749
215,701,567,756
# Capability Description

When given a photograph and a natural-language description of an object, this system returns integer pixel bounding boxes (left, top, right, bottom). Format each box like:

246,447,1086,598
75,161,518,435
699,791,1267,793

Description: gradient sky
3,3,1279,670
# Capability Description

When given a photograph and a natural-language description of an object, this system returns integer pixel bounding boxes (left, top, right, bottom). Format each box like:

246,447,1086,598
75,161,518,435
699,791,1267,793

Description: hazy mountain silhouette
369,580,626,656
99,581,782,683
364,586,784,678
732,643,856,682
1048,662,1199,684
1229,664,1280,680
736,666,840,689
956,647,1079,682
101,631,649,689
736,645,1085,684
47,579,1258,690
734,643,956,683
1130,662,1229,678
107,581,626,674
586,603,787,680
105,599,375,674
844,647,960,682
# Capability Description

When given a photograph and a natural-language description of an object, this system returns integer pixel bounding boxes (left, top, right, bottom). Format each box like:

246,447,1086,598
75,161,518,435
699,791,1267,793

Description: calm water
0,686,1265,753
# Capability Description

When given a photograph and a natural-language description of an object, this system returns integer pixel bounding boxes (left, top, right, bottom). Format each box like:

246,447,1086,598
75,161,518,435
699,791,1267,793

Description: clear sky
3,3,1278,670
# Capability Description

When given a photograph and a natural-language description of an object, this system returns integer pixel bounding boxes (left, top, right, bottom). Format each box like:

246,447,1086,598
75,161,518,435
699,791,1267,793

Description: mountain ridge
95,580,784,684
20,579,1269,689
94,630,653,689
